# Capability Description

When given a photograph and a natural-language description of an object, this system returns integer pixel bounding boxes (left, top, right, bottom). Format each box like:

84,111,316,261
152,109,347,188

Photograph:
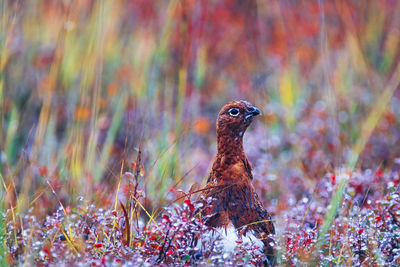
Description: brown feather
200,100,275,265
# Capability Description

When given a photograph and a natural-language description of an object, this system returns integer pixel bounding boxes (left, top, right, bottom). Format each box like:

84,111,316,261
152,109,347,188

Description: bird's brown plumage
201,100,275,264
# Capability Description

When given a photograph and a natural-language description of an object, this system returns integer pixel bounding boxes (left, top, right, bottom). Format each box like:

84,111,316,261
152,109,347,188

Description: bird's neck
217,132,245,158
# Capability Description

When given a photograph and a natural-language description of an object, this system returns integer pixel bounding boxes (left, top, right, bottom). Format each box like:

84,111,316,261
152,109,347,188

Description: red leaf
355,184,363,194
65,206,71,215
162,214,171,223
131,162,137,169
39,166,48,177
330,174,336,185
184,199,195,212
358,229,364,235
375,169,383,178
139,164,146,177
151,244,160,250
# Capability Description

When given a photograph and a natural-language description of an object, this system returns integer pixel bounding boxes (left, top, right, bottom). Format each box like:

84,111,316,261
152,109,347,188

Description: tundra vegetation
1,1,400,266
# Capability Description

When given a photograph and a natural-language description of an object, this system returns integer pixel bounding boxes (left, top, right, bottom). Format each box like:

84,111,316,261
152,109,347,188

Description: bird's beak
245,106,261,120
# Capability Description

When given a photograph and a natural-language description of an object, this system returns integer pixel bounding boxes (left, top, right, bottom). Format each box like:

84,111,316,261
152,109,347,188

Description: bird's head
216,100,261,138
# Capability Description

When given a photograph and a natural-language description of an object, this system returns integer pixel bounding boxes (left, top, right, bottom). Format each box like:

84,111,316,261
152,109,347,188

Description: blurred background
1,0,400,220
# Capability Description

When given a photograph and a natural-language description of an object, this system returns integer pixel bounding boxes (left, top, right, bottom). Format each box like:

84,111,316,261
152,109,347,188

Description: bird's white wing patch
198,226,264,254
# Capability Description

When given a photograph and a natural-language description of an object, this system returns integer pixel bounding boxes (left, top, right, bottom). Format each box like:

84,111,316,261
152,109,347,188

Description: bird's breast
215,161,250,184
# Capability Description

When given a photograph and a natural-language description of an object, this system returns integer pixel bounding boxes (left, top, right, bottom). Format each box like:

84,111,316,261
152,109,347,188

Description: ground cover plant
1,0,400,266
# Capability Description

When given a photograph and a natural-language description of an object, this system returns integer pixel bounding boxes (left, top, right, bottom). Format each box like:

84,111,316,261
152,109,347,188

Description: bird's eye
228,108,240,117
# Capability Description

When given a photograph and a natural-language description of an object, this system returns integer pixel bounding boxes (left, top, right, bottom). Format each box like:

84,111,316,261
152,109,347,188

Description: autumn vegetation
1,0,400,266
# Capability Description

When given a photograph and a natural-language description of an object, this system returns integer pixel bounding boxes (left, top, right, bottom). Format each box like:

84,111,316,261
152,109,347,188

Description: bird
200,100,275,265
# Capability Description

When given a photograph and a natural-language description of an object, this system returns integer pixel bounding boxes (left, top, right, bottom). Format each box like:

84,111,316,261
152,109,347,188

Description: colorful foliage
1,0,400,265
